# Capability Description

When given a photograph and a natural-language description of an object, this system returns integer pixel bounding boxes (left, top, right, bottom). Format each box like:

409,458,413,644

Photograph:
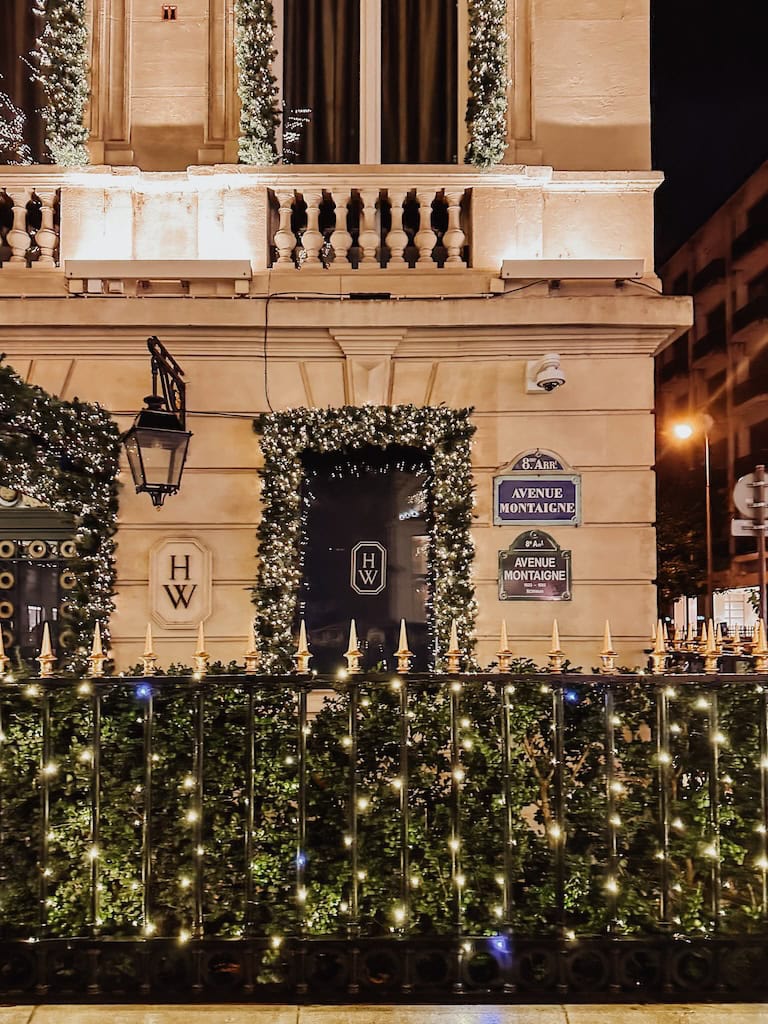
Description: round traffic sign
734,473,756,518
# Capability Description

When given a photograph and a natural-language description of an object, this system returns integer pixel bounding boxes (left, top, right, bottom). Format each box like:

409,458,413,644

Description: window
277,0,458,163
0,489,75,662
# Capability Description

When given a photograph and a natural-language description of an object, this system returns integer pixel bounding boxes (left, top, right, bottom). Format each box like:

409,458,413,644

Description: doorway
298,444,432,672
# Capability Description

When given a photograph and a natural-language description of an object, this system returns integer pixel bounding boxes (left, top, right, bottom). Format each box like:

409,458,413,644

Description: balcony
657,333,689,382
0,164,661,296
692,325,727,362
733,294,768,342
732,221,768,269
733,375,768,406
691,256,726,295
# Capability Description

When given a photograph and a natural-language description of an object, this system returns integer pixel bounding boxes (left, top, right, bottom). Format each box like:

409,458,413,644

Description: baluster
274,190,298,268
347,678,360,942
300,190,324,268
443,191,466,267
449,678,464,992
35,190,58,267
384,190,408,268
358,189,380,267
193,686,205,939
655,684,672,927
759,685,768,921
330,192,352,267
413,191,437,269
141,686,154,938
7,189,31,264
39,690,52,937
604,685,619,934
89,688,102,936
244,684,256,937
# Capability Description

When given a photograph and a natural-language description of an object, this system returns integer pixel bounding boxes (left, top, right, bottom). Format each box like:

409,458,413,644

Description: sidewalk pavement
2,1006,768,1024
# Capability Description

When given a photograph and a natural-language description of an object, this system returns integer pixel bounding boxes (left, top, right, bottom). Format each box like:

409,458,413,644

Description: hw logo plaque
150,538,212,628
350,541,387,595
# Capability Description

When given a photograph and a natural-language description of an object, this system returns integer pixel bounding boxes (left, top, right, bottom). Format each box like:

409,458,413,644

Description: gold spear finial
193,621,210,676
446,619,462,674
497,620,513,673
344,619,362,674
142,623,158,676
395,618,414,673
754,620,768,672
295,619,311,673
698,621,707,652
548,619,565,673
244,624,259,675
89,622,107,677
703,619,719,674
650,620,667,675
599,619,617,674
37,622,56,678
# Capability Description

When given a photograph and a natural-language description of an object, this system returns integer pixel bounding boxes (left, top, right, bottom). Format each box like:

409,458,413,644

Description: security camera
525,353,566,393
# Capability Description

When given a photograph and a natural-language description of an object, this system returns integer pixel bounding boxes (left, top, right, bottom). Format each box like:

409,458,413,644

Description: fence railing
3,667,768,1001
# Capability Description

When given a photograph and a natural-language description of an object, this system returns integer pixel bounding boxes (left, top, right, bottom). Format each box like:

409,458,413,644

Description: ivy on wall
0,358,120,671
466,0,509,168
234,0,280,165
29,0,90,166
252,405,477,673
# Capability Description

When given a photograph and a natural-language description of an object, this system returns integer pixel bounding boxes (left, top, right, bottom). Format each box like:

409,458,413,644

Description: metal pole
398,679,410,934
759,686,768,921
193,687,205,939
296,685,308,937
552,685,566,933
39,691,51,938
500,681,515,932
89,689,102,936
347,679,360,937
705,431,713,622
708,690,721,931
244,686,256,937
754,465,767,627
655,685,672,928
141,690,154,935
604,686,619,933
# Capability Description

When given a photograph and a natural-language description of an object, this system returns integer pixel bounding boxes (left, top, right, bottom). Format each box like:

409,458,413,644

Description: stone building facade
0,0,690,670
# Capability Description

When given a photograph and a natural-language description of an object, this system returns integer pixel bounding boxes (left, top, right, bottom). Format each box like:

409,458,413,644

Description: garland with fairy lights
252,405,477,672
234,0,280,164
29,0,90,166
0,359,120,671
465,0,509,168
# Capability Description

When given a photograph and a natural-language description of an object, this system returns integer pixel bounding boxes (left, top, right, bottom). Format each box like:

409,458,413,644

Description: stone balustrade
0,164,661,279
270,185,468,270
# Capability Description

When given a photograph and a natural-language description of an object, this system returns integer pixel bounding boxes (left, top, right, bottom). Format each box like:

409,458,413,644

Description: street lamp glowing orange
672,422,694,440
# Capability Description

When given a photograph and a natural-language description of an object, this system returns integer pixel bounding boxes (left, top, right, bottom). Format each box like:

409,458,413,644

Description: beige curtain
381,0,457,164
283,0,360,163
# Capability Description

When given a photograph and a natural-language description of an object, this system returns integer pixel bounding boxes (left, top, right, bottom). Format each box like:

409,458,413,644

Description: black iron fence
3,669,768,1001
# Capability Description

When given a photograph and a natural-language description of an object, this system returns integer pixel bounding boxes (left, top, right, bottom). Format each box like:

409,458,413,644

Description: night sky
652,0,768,264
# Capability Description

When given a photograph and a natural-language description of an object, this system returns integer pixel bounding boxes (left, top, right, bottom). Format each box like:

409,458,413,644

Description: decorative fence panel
2,670,768,1001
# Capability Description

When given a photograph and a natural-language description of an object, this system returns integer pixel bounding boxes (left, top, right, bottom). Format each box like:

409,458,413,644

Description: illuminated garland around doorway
0,359,120,671
252,405,477,672
466,0,509,168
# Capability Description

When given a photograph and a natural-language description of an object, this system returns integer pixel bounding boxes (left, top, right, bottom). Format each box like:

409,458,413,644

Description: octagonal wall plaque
149,538,212,629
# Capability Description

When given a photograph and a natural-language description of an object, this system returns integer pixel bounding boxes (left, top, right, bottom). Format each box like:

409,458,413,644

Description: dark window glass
282,0,360,163
672,271,689,295
706,302,726,332
298,445,432,673
381,0,457,163
747,193,768,229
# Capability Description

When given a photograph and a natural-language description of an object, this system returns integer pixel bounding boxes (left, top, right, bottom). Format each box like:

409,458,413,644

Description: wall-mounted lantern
121,336,192,508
